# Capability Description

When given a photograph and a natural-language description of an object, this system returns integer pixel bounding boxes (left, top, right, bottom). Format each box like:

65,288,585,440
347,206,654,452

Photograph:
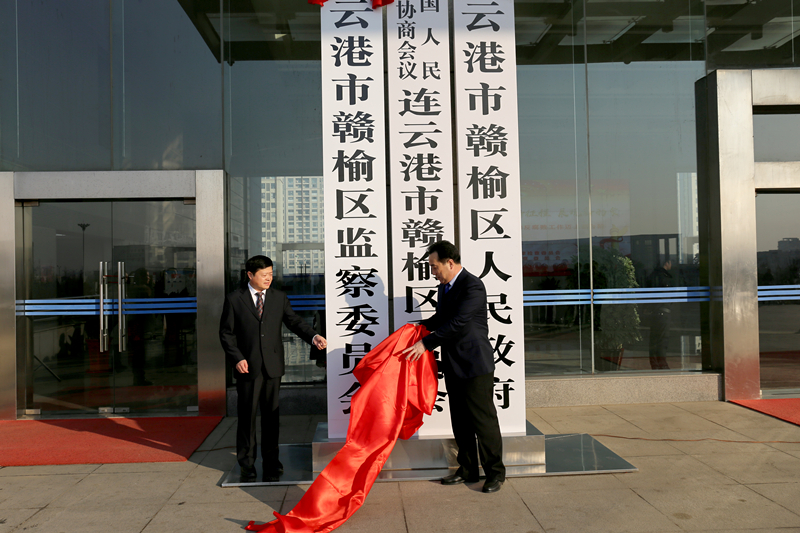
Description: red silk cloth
246,324,437,533
308,0,394,8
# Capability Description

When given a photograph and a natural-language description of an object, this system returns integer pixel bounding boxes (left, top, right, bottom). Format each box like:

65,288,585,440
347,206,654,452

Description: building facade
1,0,800,419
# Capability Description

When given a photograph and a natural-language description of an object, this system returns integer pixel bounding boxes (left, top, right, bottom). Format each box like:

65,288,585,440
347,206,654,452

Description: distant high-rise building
260,176,325,276
677,172,699,264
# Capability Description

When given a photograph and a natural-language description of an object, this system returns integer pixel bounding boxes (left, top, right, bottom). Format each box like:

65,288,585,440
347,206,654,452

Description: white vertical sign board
387,0,455,437
321,1,390,439
453,0,527,435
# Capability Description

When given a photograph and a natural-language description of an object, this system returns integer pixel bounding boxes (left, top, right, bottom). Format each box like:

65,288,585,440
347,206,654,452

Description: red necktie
256,292,264,318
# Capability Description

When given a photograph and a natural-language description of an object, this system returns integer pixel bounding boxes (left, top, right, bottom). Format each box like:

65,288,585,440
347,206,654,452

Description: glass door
17,200,198,415
756,193,800,398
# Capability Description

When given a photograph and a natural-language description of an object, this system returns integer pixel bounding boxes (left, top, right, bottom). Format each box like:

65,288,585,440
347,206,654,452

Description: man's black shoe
441,472,479,485
272,460,284,474
240,466,257,482
482,479,503,493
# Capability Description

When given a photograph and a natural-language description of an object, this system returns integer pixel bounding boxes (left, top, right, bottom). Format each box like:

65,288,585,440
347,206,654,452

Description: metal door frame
698,69,800,400
0,170,227,418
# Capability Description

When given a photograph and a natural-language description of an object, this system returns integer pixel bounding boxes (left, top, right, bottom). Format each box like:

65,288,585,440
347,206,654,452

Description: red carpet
730,399,800,427
0,416,222,466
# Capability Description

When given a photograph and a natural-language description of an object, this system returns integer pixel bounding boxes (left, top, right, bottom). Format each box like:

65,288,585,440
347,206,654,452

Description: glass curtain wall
756,193,800,397
519,0,707,374
222,1,325,383
584,3,707,373
517,5,592,375
0,0,222,172
707,0,800,71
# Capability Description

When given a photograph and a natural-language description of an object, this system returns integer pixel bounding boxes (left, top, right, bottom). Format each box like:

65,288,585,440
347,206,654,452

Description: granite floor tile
15,503,163,533
195,417,236,452
533,406,614,418
612,455,738,489
691,450,800,484
536,415,644,435
510,472,626,492
647,429,775,455
634,483,800,531
520,487,680,533
400,479,543,533
47,471,190,509
0,464,99,477
525,410,559,434
92,459,201,474
746,482,800,515
604,404,728,433
678,403,800,430
145,501,283,533
731,427,800,453
0,508,40,533
168,467,287,504
0,475,85,510
195,449,238,473
592,434,687,457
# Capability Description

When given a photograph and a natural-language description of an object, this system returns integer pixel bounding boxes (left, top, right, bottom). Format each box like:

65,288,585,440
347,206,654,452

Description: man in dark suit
220,255,326,482
401,241,505,493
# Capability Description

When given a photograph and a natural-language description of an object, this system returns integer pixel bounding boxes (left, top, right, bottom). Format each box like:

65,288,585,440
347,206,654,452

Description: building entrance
756,193,800,398
16,200,198,415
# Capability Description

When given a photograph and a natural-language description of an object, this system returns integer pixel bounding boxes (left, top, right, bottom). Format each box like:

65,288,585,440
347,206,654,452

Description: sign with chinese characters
321,0,390,439
387,0,456,437
453,0,527,435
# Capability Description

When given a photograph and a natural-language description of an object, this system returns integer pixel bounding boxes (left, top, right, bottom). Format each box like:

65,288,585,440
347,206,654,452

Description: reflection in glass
754,113,800,163
112,0,222,170
518,58,592,375
517,0,708,374
585,60,704,368
227,177,325,384
222,0,325,385
16,201,198,415
756,194,800,396
707,0,800,71
1,1,112,171
0,1,222,172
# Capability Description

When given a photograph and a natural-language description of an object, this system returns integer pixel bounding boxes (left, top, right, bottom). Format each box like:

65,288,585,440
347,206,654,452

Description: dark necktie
256,291,264,318
443,283,451,295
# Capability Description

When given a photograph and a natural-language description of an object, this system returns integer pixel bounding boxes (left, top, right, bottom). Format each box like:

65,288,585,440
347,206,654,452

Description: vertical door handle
118,261,127,352
99,262,108,353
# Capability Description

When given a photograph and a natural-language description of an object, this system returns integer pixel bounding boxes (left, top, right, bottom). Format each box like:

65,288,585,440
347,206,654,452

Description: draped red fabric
246,324,437,533
308,0,395,8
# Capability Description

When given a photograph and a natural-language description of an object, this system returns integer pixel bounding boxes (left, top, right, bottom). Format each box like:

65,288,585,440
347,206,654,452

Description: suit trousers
236,370,281,470
444,370,506,482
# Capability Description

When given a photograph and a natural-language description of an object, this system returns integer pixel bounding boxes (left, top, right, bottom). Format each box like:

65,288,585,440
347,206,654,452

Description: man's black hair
245,255,273,274
426,240,461,264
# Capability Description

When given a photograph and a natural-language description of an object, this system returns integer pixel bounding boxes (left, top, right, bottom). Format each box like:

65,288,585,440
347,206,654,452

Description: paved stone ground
2,402,800,532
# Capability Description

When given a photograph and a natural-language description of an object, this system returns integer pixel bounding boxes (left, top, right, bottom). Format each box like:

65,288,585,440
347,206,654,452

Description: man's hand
400,340,427,361
235,360,249,374
313,335,328,350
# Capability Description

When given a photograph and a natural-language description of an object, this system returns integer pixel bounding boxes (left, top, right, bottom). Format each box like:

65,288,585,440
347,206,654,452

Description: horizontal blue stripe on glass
288,295,325,311
758,285,800,301
17,298,198,316
523,287,712,306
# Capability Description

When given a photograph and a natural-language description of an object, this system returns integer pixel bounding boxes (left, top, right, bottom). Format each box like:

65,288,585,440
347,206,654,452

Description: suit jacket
420,268,495,379
219,286,318,381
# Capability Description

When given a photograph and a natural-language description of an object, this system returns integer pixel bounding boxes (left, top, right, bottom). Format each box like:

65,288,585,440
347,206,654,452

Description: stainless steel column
703,70,761,400
0,173,17,419
196,170,227,415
